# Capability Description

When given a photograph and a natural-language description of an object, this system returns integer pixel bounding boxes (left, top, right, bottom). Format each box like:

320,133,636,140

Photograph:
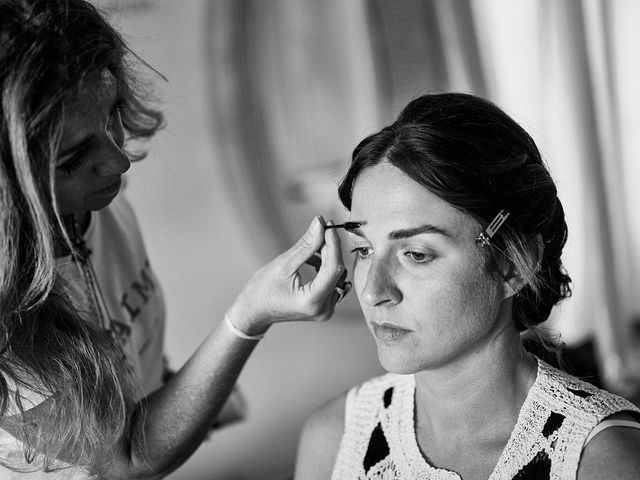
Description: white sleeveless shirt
331,359,640,480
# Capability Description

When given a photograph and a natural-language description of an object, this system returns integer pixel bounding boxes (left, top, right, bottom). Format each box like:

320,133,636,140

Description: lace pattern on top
330,358,640,480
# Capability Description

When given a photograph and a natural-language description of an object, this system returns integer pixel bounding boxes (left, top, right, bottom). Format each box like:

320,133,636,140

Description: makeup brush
325,222,361,230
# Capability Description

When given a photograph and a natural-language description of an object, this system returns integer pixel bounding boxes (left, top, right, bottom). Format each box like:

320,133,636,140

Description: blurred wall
95,1,384,479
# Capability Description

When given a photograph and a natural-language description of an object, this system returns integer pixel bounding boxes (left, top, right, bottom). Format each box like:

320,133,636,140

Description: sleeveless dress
330,359,640,480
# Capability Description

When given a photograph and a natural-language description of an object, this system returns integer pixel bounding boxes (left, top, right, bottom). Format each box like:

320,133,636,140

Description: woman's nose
360,259,402,307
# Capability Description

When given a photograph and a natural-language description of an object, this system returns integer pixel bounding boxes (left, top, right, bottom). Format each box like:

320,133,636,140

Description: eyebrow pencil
325,222,361,230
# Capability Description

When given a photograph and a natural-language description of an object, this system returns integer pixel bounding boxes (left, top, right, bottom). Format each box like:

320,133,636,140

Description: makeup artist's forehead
66,70,117,113
349,163,479,240
60,71,118,149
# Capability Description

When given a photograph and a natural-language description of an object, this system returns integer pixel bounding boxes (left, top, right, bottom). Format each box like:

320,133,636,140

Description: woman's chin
377,349,422,375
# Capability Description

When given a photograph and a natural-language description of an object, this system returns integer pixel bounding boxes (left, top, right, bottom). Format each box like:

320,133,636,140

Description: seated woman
295,92,640,480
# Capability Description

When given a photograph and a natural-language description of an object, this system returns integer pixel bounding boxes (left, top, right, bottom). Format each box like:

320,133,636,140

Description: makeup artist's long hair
0,0,163,474
339,93,571,351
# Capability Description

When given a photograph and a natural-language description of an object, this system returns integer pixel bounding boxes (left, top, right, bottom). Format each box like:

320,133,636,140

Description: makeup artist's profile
0,0,348,478
295,92,640,480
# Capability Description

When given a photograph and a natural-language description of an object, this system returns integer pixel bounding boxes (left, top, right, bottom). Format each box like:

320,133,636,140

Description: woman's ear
501,263,522,300
501,234,544,300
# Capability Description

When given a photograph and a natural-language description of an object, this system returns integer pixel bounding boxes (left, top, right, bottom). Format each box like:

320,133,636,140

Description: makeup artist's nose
95,142,130,177
361,258,402,307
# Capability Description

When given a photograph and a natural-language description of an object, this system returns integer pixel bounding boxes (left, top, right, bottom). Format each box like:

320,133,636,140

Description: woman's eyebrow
346,224,451,239
389,224,451,240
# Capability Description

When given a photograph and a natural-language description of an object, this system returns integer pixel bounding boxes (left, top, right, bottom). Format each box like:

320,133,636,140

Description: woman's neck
413,328,537,442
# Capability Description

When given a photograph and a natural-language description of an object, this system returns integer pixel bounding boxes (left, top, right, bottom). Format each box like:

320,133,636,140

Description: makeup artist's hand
225,216,346,336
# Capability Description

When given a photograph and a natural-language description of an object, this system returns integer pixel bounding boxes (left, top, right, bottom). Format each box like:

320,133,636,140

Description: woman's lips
371,322,412,341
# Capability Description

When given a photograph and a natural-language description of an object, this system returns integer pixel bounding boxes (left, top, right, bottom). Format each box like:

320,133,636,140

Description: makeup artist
0,0,347,478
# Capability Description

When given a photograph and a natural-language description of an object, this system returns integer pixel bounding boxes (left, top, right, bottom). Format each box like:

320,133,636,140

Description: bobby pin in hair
474,210,510,247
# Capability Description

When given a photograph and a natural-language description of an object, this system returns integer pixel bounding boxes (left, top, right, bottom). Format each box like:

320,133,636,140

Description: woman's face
348,162,512,374
54,70,130,215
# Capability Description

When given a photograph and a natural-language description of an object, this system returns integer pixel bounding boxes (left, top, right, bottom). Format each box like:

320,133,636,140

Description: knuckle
304,301,323,318
297,234,314,251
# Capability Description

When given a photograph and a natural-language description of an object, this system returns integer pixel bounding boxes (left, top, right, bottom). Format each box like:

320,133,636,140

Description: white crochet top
330,359,640,480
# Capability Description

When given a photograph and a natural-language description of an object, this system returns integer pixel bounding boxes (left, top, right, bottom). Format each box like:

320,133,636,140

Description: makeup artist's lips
371,322,412,342
94,178,121,196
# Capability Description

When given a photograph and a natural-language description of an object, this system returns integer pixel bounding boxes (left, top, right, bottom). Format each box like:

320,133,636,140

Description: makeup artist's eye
57,142,92,175
109,99,125,126
107,98,126,146
58,156,84,175
107,98,125,129
351,246,373,259
113,98,125,113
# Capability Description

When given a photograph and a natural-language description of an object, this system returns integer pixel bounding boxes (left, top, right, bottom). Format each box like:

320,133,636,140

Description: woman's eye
351,246,373,259
404,251,433,264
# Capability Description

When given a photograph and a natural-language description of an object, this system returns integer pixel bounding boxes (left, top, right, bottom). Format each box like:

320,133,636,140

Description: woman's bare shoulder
294,392,348,480
578,419,640,480
306,392,348,432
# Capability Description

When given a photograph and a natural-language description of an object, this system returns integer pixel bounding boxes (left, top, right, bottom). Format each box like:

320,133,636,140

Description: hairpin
474,210,510,247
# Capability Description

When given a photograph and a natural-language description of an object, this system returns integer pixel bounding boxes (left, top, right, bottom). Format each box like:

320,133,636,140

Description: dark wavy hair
339,93,572,336
0,0,163,474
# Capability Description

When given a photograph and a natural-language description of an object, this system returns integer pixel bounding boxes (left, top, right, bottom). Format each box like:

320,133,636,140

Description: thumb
281,216,325,273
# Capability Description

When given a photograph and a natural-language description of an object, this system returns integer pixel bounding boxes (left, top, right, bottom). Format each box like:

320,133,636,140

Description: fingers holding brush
316,221,356,310
228,216,357,332
307,221,360,273
305,235,351,311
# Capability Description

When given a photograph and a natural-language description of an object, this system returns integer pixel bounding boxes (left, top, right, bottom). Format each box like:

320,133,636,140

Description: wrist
225,304,270,337
224,315,266,340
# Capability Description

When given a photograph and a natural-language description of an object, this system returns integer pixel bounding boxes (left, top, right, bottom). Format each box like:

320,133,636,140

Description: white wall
97,1,384,478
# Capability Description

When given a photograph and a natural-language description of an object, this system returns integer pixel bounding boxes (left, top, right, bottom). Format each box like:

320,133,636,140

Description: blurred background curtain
473,0,640,398
203,0,640,396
